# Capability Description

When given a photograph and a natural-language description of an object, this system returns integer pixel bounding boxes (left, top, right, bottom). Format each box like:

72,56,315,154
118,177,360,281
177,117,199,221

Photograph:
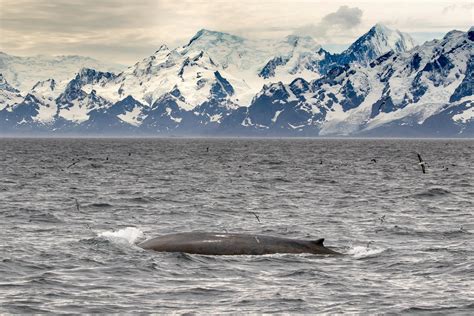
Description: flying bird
67,159,80,169
417,153,426,174
74,198,80,212
251,212,261,223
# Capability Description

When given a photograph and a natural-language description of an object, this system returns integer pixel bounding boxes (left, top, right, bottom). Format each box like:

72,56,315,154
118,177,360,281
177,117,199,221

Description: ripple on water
411,187,452,198
90,203,114,208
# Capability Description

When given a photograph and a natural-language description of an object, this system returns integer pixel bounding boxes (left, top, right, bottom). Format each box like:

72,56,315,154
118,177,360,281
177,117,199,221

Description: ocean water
0,138,473,314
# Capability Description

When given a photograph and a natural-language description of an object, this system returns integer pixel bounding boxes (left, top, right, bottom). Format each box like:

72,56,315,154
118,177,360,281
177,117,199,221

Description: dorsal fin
311,238,325,246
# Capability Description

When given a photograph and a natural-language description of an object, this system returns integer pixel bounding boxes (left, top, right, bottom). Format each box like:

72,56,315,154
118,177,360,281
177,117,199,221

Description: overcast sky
0,0,472,65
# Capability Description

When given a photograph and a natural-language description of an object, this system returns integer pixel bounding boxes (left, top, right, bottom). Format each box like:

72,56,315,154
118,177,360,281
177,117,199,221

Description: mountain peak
371,23,391,34
195,28,215,37
443,29,467,40
284,34,318,48
186,29,244,47
154,44,169,54
340,24,416,65
0,73,20,93
31,79,56,93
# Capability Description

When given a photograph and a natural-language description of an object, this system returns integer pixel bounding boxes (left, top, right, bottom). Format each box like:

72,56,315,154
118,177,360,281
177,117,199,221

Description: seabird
371,158,377,163
251,212,261,223
67,159,80,169
74,198,80,212
417,153,426,174
379,215,385,224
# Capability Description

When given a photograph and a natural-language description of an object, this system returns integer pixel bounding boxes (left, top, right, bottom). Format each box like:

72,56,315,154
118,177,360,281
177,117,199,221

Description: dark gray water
0,138,473,314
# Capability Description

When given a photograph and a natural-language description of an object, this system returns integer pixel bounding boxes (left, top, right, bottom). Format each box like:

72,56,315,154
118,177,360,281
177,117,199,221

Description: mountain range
0,24,472,137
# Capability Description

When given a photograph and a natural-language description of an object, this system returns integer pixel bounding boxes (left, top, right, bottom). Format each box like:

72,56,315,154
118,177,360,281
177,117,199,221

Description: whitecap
98,227,144,245
347,245,385,259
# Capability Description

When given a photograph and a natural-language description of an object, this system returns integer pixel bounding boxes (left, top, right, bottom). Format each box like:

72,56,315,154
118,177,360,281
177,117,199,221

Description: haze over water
0,138,473,313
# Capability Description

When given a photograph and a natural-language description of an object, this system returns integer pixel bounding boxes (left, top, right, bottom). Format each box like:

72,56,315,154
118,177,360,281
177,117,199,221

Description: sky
0,0,472,65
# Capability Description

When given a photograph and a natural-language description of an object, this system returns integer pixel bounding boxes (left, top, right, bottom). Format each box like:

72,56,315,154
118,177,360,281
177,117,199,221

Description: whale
138,232,341,255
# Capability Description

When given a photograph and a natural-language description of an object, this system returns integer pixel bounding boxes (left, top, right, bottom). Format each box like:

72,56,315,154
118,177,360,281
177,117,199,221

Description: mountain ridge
0,24,472,136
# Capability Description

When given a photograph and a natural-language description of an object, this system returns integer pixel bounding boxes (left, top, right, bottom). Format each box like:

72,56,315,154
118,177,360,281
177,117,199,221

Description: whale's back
138,232,339,255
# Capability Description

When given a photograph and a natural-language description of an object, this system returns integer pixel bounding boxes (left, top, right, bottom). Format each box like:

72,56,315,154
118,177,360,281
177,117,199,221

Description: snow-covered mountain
0,52,124,92
338,23,417,66
93,45,243,107
182,30,325,86
55,68,115,124
85,31,329,110
40,29,332,132
0,74,23,111
0,25,472,136
222,27,472,136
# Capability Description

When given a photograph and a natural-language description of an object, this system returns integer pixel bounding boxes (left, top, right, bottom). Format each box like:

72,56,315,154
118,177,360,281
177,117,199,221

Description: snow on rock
0,52,123,92
0,73,23,111
452,104,473,123
0,25,471,136
228,26,471,136
117,105,143,126
339,23,417,66
93,47,245,112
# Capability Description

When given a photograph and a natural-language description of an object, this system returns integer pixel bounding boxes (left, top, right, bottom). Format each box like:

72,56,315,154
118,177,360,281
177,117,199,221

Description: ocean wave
347,245,386,259
412,187,451,198
90,203,113,208
97,227,144,245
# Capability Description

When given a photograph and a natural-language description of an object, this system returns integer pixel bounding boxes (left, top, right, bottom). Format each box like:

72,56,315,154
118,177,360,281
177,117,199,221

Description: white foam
98,227,144,245
348,245,385,259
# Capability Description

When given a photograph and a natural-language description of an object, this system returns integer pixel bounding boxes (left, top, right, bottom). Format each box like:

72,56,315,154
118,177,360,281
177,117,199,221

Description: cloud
322,6,363,29
0,0,156,32
0,0,167,63
293,6,363,42
442,3,474,13
0,1,471,64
